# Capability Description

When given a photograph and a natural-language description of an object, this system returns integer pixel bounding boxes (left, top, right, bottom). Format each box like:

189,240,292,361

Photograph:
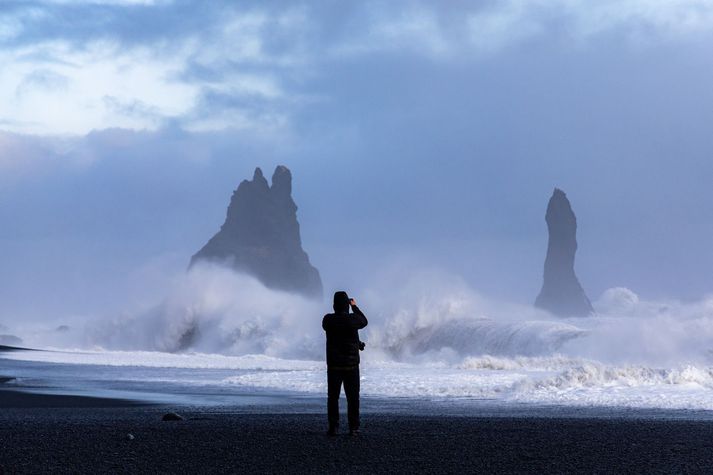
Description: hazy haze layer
1,1,713,323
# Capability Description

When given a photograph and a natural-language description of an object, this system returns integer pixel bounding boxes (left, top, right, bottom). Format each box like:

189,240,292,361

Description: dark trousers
327,367,360,430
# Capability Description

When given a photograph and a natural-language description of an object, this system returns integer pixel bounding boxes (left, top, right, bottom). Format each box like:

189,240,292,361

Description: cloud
0,39,199,133
326,1,713,59
328,5,451,59
0,3,310,134
0,129,84,177
467,0,713,46
35,0,173,6
1,0,712,135
560,0,713,40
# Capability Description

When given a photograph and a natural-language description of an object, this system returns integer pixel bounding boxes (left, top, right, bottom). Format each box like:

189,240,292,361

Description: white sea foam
7,348,713,409
6,265,713,410
1,349,321,371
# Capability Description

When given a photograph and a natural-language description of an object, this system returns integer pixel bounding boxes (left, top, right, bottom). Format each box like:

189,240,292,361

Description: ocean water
2,348,713,412
2,266,713,412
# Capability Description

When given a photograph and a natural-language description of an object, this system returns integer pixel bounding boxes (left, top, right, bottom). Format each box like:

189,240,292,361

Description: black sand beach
2,391,713,474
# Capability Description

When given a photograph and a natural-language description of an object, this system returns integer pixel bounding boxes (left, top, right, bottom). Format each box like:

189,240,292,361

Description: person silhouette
322,291,368,436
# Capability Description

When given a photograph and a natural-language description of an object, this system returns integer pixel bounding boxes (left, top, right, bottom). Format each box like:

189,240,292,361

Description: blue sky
2,0,713,320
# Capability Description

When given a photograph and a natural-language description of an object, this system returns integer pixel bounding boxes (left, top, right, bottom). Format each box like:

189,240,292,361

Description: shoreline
3,357,713,473
0,344,35,353
4,346,713,417
0,387,148,408
4,381,713,421
3,368,713,420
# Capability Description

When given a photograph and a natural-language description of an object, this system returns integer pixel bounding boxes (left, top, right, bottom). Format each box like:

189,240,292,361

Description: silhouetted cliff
190,166,323,298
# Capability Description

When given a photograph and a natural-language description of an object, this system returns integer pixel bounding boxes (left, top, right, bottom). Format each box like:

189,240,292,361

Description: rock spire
190,166,323,298
535,188,593,317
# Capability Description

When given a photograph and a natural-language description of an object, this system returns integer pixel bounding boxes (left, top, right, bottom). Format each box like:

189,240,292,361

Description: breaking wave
18,265,593,362
6,264,713,410
525,363,713,390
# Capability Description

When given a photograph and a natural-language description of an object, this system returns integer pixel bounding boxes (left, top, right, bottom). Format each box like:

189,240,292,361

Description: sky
1,0,713,322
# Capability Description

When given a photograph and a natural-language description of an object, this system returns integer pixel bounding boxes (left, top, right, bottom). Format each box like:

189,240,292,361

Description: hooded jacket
322,305,368,368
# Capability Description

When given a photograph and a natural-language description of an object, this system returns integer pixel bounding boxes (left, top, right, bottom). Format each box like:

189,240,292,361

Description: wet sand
0,388,145,408
1,394,713,474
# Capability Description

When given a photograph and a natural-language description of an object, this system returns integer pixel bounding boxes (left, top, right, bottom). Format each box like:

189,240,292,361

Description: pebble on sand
162,413,185,421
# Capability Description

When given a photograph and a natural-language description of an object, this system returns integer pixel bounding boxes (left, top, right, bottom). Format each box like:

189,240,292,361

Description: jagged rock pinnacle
190,165,323,298
271,165,292,197
534,188,593,317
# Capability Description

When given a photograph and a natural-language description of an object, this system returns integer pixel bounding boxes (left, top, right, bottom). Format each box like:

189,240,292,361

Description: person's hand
349,298,357,306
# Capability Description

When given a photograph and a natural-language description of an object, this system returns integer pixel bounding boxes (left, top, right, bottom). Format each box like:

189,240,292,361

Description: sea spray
13,264,713,367
8,265,713,409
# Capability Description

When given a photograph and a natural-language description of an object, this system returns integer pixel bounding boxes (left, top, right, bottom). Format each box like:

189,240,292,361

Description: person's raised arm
349,299,368,329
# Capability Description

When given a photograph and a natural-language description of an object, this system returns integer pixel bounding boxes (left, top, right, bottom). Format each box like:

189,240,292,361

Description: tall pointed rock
535,188,593,317
190,166,323,298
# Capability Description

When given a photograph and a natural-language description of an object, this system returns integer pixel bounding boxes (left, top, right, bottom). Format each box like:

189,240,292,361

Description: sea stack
190,166,323,298
535,188,593,317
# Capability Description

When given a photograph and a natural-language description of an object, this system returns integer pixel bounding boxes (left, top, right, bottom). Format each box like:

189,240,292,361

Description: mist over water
5,262,713,410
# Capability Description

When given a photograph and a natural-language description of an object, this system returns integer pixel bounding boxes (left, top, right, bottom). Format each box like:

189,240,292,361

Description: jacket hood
333,291,350,313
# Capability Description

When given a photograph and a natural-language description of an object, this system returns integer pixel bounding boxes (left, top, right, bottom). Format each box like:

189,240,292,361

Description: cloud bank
1,0,713,134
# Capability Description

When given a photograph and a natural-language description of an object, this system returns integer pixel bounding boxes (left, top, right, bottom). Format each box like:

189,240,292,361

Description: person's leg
344,367,360,431
327,370,343,432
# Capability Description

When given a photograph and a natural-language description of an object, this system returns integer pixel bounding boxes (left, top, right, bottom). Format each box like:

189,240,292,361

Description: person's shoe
327,426,338,437
349,428,361,436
